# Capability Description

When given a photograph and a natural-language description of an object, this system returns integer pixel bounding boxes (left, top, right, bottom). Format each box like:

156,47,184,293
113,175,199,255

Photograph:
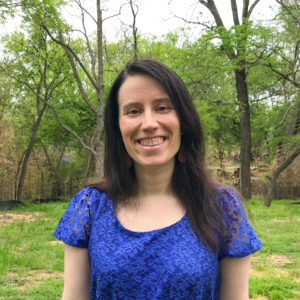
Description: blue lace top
54,186,262,300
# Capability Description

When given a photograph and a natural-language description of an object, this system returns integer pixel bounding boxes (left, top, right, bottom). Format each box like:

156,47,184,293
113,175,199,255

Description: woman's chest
88,211,220,298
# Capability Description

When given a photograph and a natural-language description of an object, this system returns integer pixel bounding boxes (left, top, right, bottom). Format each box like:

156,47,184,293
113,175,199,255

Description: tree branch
275,0,300,25
77,1,97,81
198,0,224,27
271,146,300,181
266,62,300,88
75,0,97,24
129,0,139,60
231,0,240,25
172,13,216,29
247,0,260,18
40,23,98,91
39,97,96,155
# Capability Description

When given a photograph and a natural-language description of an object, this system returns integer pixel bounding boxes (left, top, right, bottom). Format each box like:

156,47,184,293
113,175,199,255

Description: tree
268,0,300,89
1,26,67,200
180,0,264,199
264,146,300,206
38,0,113,179
260,0,300,205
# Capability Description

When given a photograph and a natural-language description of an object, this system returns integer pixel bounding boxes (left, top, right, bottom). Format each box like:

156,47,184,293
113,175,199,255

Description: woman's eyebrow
121,97,171,110
121,102,143,111
153,97,172,104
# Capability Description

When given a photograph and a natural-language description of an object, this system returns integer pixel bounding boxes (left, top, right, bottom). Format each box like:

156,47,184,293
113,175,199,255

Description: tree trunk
42,145,62,199
93,111,105,179
84,151,94,184
16,104,47,201
235,69,252,199
14,150,26,200
94,0,105,179
94,147,104,179
264,147,300,207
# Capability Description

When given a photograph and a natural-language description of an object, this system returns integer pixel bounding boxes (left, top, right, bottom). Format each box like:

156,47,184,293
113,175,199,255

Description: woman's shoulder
54,186,111,247
216,184,237,195
215,185,263,258
216,185,242,206
215,185,247,222
71,185,110,208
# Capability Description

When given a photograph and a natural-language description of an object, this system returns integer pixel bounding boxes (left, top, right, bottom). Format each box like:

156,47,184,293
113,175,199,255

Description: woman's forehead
118,75,169,104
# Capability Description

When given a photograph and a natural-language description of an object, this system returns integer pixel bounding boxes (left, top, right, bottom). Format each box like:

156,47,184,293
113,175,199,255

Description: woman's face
118,74,181,169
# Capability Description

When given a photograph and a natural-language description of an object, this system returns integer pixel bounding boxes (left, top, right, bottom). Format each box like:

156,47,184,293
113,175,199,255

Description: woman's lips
137,136,166,147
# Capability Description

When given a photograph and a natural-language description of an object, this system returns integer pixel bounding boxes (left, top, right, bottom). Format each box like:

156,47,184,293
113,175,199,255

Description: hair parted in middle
99,59,225,252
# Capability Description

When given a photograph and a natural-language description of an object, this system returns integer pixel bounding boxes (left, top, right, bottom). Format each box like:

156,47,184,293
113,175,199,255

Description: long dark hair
93,59,224,252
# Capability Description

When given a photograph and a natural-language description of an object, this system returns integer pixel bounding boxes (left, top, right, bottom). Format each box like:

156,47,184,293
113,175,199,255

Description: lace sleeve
218,187,262,259
54,187,100,248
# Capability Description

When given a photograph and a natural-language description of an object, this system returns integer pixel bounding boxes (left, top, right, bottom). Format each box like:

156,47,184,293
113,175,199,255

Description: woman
54,59,262,300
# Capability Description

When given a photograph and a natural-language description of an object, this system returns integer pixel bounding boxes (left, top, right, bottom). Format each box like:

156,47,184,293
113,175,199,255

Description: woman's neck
134,160,175,198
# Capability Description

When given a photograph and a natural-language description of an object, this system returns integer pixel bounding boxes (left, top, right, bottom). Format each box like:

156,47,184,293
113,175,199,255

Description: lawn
0,198,299,300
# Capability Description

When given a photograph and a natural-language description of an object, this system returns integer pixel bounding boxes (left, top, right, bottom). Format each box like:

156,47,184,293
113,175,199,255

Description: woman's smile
137,136,166,147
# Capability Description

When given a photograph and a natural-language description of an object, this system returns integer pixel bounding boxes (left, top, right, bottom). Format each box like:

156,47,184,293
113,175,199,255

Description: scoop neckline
109,198,187,235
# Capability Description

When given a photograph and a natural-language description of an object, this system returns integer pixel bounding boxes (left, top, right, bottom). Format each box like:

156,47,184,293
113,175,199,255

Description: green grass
248,199,300,300
0,199,299,299
0,202,68,299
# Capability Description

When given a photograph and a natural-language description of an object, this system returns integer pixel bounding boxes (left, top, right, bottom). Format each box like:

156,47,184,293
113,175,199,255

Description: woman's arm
62,244,91,300
219,255,251,300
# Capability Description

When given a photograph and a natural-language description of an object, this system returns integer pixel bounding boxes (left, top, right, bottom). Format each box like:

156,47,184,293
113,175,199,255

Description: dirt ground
0,212,43,225
2,270,64,290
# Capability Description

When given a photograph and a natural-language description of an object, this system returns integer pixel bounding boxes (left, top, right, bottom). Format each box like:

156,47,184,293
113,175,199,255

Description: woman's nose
141,111,159,130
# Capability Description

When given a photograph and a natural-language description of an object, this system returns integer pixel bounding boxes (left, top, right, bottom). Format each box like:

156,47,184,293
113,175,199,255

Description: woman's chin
133,158,175,169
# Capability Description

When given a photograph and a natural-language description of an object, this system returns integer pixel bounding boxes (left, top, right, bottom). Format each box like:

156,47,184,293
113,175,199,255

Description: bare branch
103,12,121,22
73,0,97,24
247,0,260,18
77,0,97,81
198,0,224,27
129,0,139,60
40,23,98,90
61,36,97,114
102,3,125,22
40,24,98,114
172,13,216,29
231,0,240,25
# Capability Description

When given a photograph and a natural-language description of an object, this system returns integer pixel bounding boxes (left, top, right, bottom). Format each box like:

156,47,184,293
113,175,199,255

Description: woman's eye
157,105,171,112
127,108,140,115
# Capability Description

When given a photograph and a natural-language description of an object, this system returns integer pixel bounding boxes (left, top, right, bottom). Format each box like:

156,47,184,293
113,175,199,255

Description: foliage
0,0,299,200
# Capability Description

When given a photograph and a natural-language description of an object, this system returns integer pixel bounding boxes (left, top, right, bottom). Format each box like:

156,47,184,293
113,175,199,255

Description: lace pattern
54,188,102,247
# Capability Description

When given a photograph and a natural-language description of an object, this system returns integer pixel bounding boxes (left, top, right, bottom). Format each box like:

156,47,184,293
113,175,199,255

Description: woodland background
0,0,299,207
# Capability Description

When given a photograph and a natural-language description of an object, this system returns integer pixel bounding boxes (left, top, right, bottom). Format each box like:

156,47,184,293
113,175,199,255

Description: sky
99,0,279,41
1,0,279,41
